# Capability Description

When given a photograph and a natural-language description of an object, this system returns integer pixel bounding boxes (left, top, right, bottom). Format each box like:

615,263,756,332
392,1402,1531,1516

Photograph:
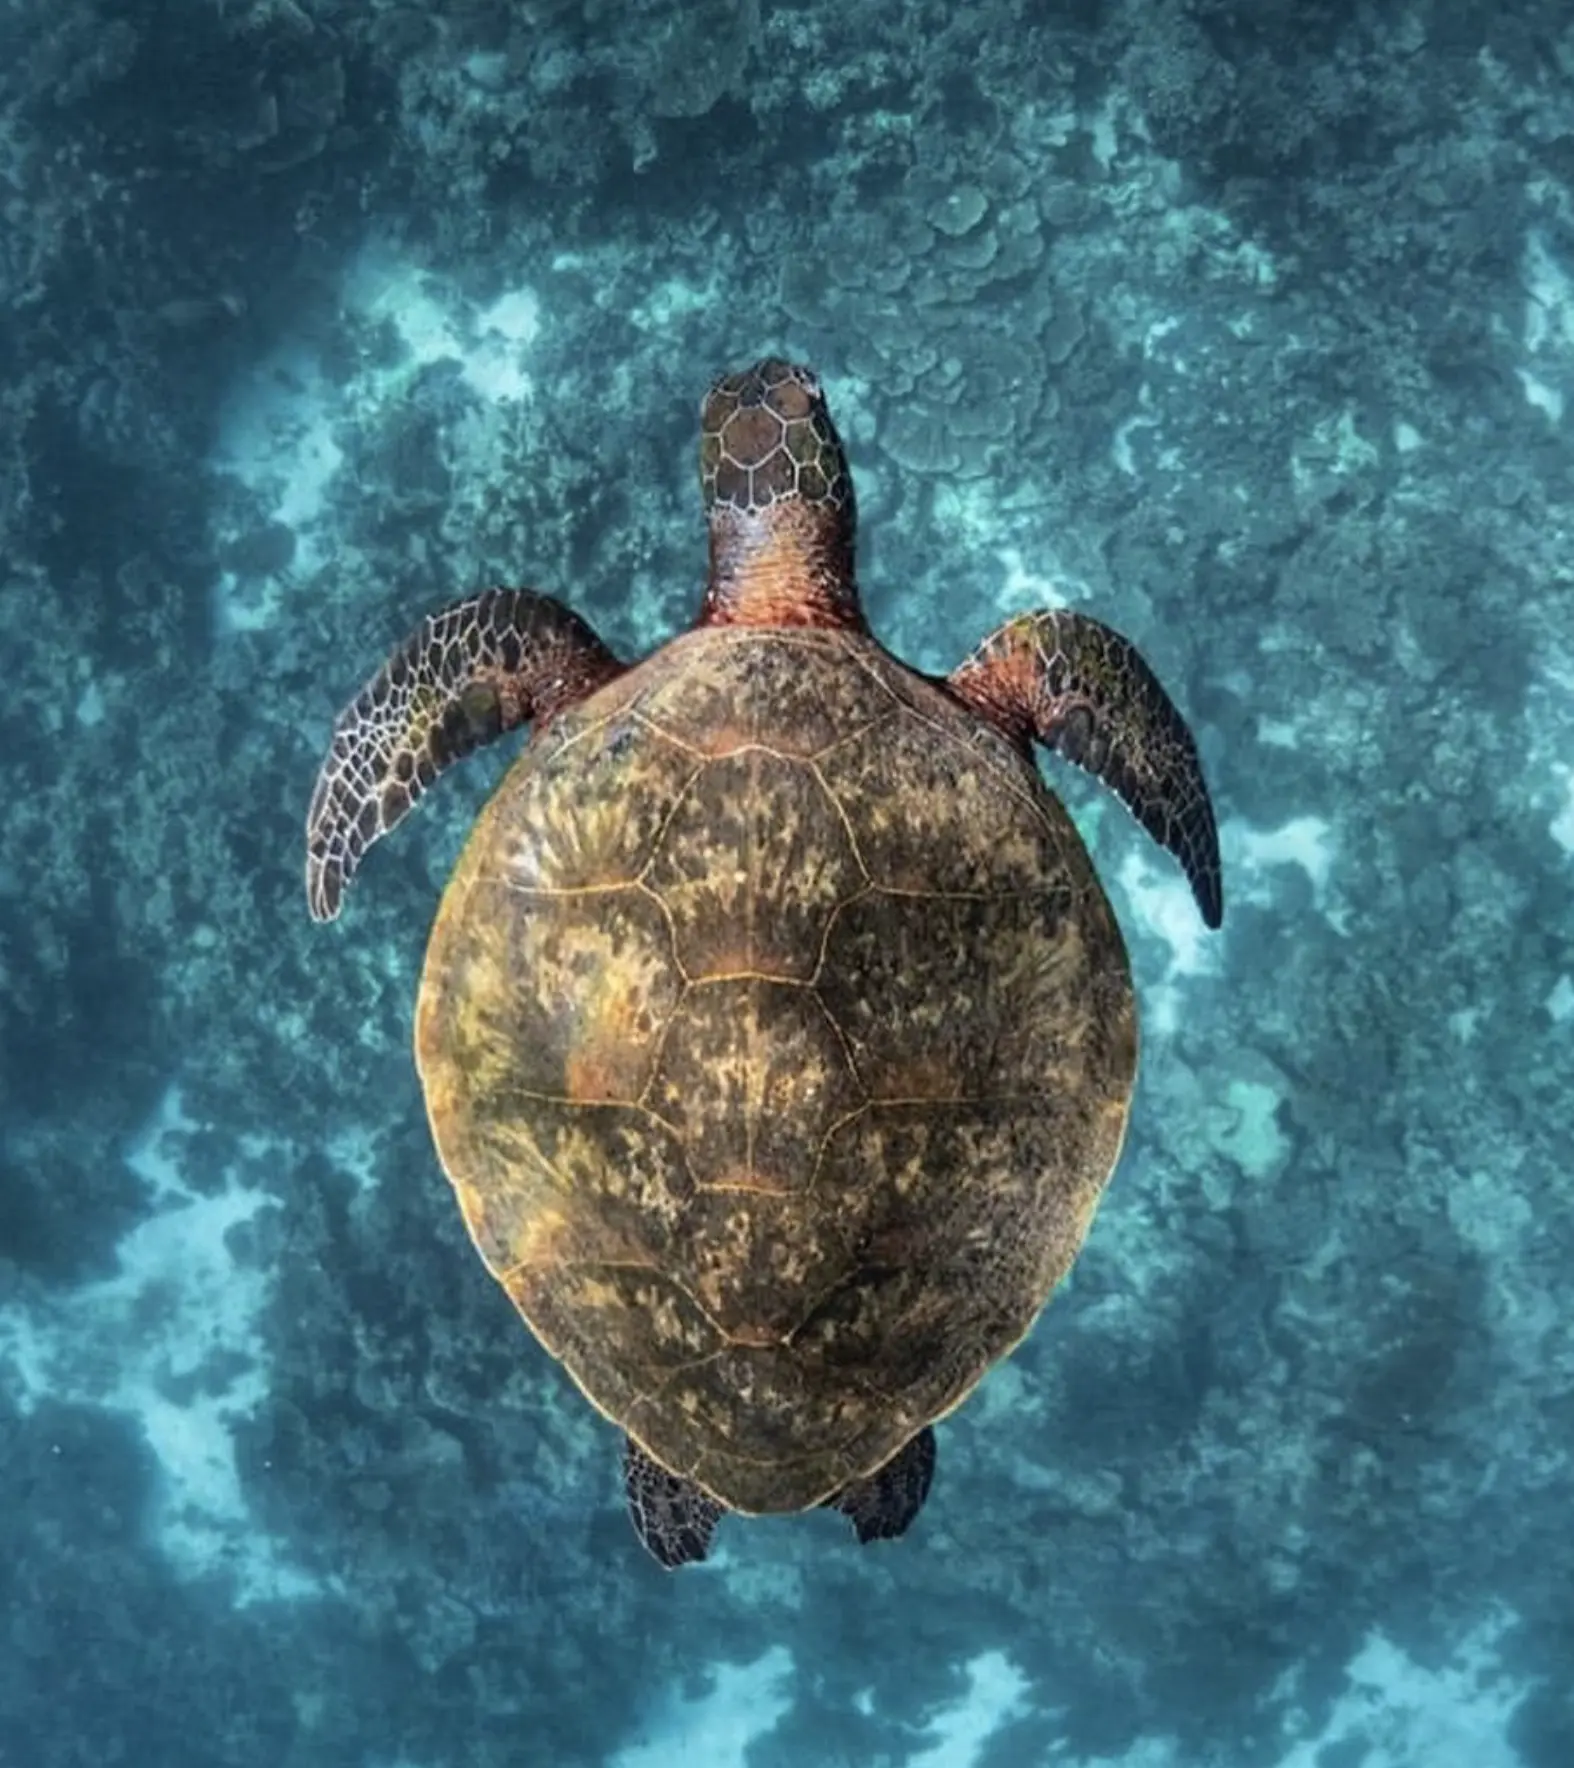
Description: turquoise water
2,1,1571,1763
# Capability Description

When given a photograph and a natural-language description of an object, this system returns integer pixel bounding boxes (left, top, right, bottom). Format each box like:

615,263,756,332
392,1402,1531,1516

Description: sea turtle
304,359,1222,1569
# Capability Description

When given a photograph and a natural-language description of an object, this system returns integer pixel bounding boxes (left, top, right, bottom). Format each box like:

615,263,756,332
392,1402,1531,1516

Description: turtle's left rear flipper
947,610,1223,928
624,1436,725,1569
304,588,623,921
824,1426,936,1544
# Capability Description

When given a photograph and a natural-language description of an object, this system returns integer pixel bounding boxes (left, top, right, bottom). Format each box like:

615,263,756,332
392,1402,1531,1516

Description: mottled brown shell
414,624,1135,1514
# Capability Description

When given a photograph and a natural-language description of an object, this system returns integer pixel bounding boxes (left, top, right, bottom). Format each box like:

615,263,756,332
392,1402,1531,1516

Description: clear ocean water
2,2,1571,1764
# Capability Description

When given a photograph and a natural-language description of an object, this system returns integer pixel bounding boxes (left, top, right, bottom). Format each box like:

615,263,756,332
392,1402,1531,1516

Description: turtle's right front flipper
947,610,1223,928
305,588,623,921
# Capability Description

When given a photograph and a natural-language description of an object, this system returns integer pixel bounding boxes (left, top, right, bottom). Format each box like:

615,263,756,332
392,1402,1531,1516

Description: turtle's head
696,359,863,630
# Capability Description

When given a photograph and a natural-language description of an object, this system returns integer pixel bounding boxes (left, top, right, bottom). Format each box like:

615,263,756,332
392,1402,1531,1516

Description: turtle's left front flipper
948,610,1223,927
305,588,623,922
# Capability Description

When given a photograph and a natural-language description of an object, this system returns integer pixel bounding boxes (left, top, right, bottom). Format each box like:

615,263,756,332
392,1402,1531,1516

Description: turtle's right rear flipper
304,588,622,921
823,1426,936,1545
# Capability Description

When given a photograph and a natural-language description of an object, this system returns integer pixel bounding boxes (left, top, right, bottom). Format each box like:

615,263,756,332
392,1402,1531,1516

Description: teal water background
1,2,1571,1763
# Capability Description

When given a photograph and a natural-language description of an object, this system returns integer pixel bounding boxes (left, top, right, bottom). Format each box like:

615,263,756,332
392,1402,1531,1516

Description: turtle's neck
698,504,866,631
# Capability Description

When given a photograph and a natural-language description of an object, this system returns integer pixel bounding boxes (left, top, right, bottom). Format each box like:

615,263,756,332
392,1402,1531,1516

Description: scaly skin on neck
700,500,864,631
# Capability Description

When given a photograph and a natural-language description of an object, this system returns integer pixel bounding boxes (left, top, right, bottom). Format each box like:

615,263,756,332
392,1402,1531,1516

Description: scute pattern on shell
415,623,1136,1514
